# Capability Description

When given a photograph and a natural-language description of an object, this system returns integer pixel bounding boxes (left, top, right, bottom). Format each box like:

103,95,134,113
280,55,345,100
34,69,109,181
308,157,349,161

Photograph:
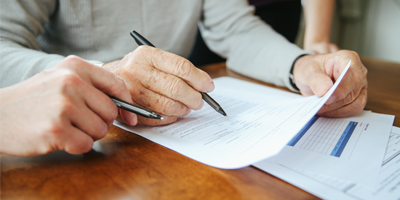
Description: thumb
307,69,333,97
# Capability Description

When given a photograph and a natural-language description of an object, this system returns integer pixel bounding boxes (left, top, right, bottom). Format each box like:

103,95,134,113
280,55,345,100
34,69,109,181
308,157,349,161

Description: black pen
130,30,227,117
110,96,163,120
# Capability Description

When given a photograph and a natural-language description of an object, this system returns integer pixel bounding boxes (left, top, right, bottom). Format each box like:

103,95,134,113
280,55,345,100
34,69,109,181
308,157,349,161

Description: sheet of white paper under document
253,126,400,200
264,111,394,187
114,61,351,169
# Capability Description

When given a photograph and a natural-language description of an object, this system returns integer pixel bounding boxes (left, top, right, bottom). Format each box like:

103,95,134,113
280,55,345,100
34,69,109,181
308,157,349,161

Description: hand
293,50,368,117
304,41,340,54
0,56,137,156
103,46,214,126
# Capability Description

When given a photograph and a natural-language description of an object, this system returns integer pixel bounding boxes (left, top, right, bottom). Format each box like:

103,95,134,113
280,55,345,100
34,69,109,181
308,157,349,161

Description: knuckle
59,73,83,91
336,92,347,101
173,59,193,77
344,91,355,105
192,93,203,109
161,98,177,114
69,139,93,154
135,45,156,58
168,77,184,97
109,77,128,96
43,120,65,141
57,97,75,118
64,55,85,67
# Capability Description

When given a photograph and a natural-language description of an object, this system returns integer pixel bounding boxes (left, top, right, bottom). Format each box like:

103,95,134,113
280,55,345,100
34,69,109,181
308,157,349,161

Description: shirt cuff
85,59,104,67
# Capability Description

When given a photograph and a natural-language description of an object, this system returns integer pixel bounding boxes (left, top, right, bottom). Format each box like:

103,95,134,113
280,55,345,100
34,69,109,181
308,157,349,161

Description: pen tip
217,109,227,117
160,117,164,120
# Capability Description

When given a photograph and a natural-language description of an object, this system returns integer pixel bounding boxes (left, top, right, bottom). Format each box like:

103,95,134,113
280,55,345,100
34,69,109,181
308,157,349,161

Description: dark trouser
188,0,302,66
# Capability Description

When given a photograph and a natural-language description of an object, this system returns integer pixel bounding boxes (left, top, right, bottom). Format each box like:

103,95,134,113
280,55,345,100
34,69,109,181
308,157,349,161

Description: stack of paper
253,126,400,200
113,61,399,199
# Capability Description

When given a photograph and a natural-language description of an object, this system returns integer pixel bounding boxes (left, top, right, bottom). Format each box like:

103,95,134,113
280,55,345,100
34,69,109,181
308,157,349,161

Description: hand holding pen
101,31,224,126
130,30,227,117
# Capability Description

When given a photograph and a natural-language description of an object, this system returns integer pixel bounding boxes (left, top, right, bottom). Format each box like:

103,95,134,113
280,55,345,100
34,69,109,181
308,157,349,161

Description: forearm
303,0,335,47
200,0,310,90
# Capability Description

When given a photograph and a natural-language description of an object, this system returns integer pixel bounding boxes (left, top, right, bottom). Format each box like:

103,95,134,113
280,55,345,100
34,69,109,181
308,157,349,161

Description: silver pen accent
110,96,163,120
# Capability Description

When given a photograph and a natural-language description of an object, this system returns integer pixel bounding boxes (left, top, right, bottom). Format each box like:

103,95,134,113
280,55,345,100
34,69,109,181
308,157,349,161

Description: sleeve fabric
200,0,312,91
0,0,64,88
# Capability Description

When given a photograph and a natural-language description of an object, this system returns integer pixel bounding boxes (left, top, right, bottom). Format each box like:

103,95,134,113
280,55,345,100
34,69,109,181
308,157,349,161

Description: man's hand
293,50,368,117
102,46,214,126
0,56,137,156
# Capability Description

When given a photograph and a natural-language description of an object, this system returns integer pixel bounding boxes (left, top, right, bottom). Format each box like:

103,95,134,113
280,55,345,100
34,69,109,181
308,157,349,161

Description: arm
0,1,213,127
0,56,137,156
303,0,339,54
0,0,65,88
201,0,366,117
199,0,309,91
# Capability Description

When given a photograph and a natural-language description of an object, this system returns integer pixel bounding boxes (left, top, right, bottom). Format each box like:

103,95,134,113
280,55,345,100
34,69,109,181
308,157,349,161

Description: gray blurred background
296,0,400,63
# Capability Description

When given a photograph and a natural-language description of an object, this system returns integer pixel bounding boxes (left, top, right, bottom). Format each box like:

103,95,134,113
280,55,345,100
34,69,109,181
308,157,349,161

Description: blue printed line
287,116,319,146
331,121,358,157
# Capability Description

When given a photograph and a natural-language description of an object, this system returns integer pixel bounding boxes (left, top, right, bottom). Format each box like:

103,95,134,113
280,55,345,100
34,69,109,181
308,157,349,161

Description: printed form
114,61,351,169
265,111,394,187
253,126,400,200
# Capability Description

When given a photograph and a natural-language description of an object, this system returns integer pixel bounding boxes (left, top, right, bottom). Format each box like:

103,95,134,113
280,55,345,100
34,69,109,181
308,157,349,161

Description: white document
253,126,400,200
114,61,352,169
265,111,394,187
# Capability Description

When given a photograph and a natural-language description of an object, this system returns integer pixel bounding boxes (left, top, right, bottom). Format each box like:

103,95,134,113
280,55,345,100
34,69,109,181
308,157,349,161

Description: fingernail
207,82,215,92
326,95,336,105
196,100,204,110
131,114,137,126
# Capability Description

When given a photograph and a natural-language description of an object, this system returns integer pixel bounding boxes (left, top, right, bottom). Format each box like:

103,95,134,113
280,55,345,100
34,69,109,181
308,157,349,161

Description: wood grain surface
1,57,399,200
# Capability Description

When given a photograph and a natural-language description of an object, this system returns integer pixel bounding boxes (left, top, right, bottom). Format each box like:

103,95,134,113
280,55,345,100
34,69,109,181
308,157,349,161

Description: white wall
360,0,400,63
296,0,400,63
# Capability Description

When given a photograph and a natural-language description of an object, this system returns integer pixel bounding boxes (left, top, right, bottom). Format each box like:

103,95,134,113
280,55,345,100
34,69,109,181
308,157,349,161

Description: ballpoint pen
110,96,163,120
130,30,227,117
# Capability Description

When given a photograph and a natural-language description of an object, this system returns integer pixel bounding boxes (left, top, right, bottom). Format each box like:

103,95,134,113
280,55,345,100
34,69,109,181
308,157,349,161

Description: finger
140,46,214,92
127,80,192,116
313,44,330,54
329,44,340,53
304,66,334,97
68,96,109,140
137,115,178,126
75,81,120,129
325,60,367,105
132,65,204,110
63,56,137,126
114,112,138,126
318,87,367,117
315,47,328,54
319,86,363,114
56,125,94,155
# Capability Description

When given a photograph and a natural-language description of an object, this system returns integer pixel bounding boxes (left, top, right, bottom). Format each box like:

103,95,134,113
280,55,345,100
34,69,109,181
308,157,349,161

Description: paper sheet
114,61,352,169
265,111,394,187
253,126,400,200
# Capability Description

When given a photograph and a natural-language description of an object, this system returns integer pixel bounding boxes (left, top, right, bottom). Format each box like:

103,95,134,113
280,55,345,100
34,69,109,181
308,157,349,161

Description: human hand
292,50,368,117
304,41,340,54
102,46,214,126
0,56,137,156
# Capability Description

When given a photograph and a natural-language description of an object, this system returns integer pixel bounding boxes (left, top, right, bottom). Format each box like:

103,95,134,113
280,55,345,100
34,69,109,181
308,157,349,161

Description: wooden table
1,57,399,199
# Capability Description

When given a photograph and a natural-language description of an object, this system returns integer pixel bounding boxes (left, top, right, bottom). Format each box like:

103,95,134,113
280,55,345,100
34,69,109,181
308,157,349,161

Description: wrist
304,36,330,48
290,54,310,91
